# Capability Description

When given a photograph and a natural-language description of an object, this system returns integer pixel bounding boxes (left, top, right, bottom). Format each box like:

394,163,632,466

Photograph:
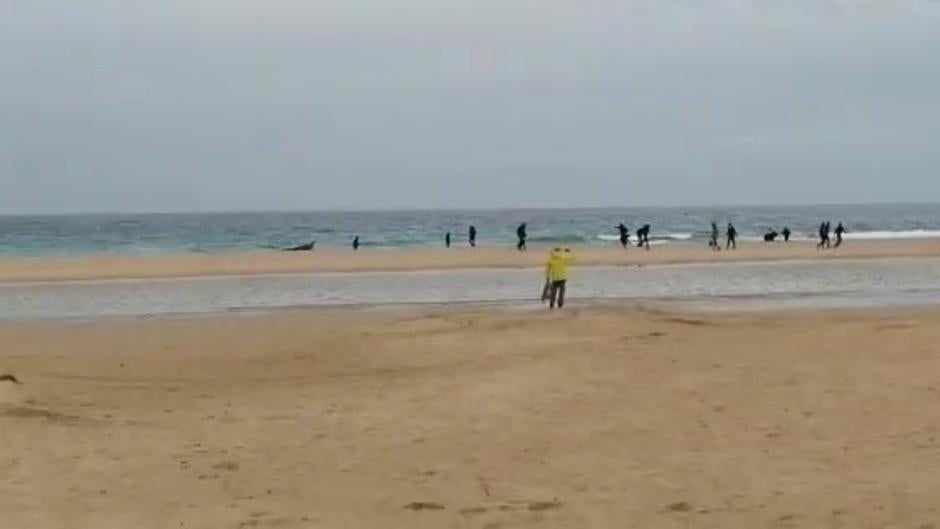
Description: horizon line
1,201,939,217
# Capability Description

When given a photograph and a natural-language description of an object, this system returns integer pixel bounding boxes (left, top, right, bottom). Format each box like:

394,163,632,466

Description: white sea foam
596,233,694,242
844,230,940,240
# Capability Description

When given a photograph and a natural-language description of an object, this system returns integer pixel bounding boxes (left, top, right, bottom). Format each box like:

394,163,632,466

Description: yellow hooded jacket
545,249,574,282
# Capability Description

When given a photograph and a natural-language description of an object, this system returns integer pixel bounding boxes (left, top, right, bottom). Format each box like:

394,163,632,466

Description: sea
2,203,940,255
2,203,940,320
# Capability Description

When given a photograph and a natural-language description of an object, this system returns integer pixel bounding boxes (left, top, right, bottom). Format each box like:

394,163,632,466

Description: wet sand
0,238,939,283
3,305,940,528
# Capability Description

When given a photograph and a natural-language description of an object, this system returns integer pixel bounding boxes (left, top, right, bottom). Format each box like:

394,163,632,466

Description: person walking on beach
782,227,791,242
352,236,360,251
616,223,630,248
817,222,831,249
445,232,451,248
469,225,477,248
544,247,574,309
834,222,846,248
516,223,528,251
726,223,737,250
709,222,721,250
636,224,651,250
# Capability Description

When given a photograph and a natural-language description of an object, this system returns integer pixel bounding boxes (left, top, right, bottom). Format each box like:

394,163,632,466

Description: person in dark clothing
445,232,451,248
469,225,477,247
352,236,360,251
834,222,846,248
818,222,831,249
818,221,832,249
636,224,651,250
709,222,721,250
616,223,630,248
763,230,778,242
782,227,791,242
726,223,737,250
516,223,528,251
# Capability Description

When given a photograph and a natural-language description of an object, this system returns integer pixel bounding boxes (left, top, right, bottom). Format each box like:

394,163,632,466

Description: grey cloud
1,1,939,212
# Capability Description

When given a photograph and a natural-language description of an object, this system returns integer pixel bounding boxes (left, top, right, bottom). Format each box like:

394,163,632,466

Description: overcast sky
1,1,939,213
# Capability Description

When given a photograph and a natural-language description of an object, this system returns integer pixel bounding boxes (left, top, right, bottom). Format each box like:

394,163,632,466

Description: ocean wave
528,234,592,244
738,235,816,243
597,233,694,242
844,230,940,240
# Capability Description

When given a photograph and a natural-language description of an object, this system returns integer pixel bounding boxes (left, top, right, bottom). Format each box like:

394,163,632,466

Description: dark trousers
549,280,567,309
517,238,526,251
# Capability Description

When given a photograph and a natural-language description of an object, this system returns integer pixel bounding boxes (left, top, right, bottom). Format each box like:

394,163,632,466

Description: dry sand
3,305,940,528
0,238,939,283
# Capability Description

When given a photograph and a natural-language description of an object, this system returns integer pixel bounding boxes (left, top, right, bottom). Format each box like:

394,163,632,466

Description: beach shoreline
0,238,938,283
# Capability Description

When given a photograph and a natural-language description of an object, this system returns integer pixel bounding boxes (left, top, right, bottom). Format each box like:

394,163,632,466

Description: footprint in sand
528,500,563,511
666,501,694,513
0,377,79,423
404,502,445,511
212,461,240,471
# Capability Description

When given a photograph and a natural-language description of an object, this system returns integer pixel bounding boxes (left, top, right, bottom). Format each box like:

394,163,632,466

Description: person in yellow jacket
543,247,574,309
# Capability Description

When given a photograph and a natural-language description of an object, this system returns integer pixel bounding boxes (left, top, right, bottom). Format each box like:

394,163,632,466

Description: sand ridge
0,238,938,283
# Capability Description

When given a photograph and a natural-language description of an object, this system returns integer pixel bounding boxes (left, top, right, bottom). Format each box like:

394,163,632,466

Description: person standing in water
834,222,847,248
636,224,651,250
445,232,451,248
726,223,737,250
782,227,791,242
616,223,630,248
352,236,360,251
709,222,721,250
544,247,574,309
469,225,477,247
516,223,528,251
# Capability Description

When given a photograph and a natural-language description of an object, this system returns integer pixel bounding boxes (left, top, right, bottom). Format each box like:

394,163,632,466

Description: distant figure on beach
616,223,630,248
445,232,451,248
516,223,528,251
284,240,316,252
834,222,847,248
352,236,360,251
636,224,651,250
543,247,574,309
709,222,721,250
763,230,778,242
469,225,477,247
726,223,737,250
817,222,831,249
782,227,791,242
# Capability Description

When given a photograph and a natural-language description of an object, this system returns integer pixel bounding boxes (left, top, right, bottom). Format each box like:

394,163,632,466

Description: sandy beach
0,238,939,283
3,305,940,528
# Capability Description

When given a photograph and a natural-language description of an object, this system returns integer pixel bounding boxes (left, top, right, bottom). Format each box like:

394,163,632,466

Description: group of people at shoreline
287,221,848,254
284,220,852,311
